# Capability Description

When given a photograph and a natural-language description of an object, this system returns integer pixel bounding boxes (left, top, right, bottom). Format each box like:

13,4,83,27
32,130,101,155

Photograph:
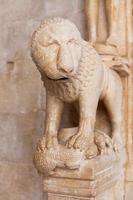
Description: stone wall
0,1,85,200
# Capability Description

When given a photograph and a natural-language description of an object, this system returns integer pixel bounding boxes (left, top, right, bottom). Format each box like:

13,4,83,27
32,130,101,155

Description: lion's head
31,18,82,80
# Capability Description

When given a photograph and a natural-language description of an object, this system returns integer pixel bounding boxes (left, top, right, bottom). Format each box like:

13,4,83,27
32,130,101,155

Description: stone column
43,154,125,200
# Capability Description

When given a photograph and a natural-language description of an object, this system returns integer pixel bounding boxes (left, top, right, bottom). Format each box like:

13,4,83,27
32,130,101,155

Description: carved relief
85,0,129,68
85,0,120,47
31,18,124,176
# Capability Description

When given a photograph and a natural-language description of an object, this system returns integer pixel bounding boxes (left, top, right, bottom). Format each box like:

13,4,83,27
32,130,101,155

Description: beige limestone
0,1,85,200
0,0,132,200
31,16,127,200
85,0,121,47
31,17,124,174
31,0,132,200
0,161,43,200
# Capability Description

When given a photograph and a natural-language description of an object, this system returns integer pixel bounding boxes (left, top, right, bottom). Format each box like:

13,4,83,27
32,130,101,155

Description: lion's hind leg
102,70,123,152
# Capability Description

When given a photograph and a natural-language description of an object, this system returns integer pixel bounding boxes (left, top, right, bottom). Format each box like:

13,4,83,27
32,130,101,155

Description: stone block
0,20,41,61
69,11,86,38
0,56,45,114
43,0,80,17
125,182,133,200
0,161,43,200
0,0,45,22
0,112,44,163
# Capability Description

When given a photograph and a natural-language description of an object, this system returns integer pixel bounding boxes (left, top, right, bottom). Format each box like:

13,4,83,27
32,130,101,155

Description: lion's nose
58,65,74,74
57,44,74,73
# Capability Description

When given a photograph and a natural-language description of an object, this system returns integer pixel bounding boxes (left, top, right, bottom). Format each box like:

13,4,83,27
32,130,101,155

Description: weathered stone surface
0,57,46,114
0,1,85,200
0,161,43,200
48,193,94,200
0,0,45,22
31,0,133,199
125,182,133,200
32,16,123,177
0,0,84,23
0,0,132,200
0,112,44,163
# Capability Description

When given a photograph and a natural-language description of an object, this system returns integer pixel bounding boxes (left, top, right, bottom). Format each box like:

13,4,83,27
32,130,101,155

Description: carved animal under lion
31,18,123,175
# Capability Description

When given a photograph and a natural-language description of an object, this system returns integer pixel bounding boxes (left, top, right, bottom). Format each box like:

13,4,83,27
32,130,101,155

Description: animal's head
31,18,82,80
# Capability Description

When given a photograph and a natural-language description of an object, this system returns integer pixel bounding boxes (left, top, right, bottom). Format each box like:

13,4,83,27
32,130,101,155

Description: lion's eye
43,42,59,49
67,39,78,45
43,42,54,47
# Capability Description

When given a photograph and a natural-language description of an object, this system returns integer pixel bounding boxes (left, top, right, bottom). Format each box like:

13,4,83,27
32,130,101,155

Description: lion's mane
31,18,103,102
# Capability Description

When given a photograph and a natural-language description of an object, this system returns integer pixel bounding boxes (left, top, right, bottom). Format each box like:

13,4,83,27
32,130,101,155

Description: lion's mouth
48,77,69,81
57,77,68,81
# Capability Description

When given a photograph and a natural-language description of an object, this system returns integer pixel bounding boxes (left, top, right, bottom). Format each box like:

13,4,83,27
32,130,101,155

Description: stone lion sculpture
31,17,123,155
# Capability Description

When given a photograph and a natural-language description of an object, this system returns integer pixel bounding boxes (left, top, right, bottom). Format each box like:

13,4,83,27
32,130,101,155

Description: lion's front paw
67,132,93,151
73,134,92,151
36,137,46,152
85,143,98,159
67,133,81,149
46,136,58,149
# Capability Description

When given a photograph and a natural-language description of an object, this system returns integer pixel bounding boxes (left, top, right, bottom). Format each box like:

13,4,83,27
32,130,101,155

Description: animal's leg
103,73,123,152
68,92,99,151
44,92,64,149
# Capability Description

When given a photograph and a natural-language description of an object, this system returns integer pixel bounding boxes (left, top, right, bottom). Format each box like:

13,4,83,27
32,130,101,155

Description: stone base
47,193,94,200
43,154,125,200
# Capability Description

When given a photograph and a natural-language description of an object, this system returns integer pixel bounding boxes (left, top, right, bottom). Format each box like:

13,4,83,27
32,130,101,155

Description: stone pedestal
31,16,127,200
43,154,124,200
